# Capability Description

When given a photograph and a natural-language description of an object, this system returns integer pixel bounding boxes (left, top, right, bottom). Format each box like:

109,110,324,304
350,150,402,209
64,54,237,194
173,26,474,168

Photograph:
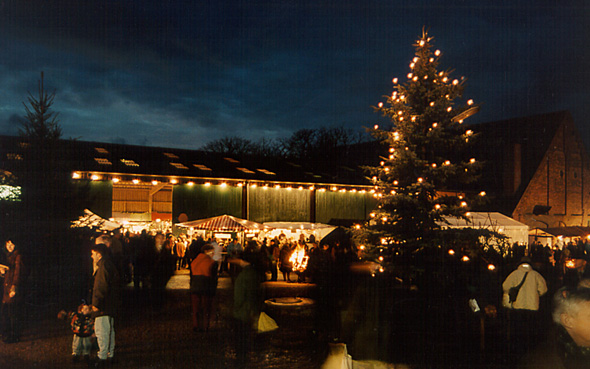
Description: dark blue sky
1,1,589,149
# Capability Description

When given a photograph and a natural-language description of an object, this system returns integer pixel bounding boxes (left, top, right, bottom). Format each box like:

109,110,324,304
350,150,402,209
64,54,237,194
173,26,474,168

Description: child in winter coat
58,302,95,363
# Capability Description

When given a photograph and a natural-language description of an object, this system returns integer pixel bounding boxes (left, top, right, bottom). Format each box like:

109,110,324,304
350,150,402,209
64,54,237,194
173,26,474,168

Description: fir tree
355,30,487,277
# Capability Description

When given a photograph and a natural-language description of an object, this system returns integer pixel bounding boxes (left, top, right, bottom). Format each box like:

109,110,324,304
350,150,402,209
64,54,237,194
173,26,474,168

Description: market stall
438,212,529,245
176,214,270,241
71,209,121,232
262,222,336,243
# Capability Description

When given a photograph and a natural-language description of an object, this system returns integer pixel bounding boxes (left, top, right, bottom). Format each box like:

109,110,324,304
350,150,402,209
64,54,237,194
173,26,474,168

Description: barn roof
0,135,371,186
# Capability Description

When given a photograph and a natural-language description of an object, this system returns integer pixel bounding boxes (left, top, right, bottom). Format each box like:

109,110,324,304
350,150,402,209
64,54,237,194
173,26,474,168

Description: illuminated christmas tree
355,30,488,278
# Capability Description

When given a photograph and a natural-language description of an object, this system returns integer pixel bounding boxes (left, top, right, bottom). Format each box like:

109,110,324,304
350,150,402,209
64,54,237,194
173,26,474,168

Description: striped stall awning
177,214,269,232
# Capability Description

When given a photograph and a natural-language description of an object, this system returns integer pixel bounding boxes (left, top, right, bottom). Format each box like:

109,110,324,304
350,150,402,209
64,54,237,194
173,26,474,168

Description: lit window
193,164,212,171
95,147,109,154
163,152,179,159
7,153,23,160
170,162,189,170
121,159,139,167
224,157,240,163
237,167,255,174
94,158,112,165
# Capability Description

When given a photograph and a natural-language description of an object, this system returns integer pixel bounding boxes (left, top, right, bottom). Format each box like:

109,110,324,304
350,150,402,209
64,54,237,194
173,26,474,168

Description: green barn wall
315,191,375,223
173,184,242,222
80,180,112,219
248,187,309,223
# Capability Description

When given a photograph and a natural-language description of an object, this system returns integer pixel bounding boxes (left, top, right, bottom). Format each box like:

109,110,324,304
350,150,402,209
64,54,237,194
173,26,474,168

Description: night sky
1,1,589,150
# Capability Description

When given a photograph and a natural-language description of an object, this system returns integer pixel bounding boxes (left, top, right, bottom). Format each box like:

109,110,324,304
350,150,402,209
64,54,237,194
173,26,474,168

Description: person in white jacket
502,256,548,363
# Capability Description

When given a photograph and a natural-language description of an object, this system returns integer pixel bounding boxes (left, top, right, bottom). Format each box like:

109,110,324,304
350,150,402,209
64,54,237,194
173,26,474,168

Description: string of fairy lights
71,171,375,194
356,31,499,275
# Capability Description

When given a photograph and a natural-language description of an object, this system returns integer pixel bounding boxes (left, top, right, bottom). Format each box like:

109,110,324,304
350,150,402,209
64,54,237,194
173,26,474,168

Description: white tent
262,222,336,242
71,209,121,231
438,212,529,245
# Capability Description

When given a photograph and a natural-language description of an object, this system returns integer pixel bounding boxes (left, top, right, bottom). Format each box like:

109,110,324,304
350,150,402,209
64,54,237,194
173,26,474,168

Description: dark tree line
200,126,370,161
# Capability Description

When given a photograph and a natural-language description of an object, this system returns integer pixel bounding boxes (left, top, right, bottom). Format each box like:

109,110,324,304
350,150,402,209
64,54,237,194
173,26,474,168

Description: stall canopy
71,209,121,231
529,226,590,248
177,214,268,232
438,212,529,245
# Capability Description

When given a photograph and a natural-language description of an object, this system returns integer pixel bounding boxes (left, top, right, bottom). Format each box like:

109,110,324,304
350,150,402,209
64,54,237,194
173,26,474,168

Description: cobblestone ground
0,271,325,369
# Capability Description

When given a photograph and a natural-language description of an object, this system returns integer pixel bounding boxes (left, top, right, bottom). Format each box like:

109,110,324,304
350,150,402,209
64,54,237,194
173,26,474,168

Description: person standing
90,240,121,367
232,250,264,369
226,238,243,283
0,238,24,343
189,244,218,332
502,256,548,363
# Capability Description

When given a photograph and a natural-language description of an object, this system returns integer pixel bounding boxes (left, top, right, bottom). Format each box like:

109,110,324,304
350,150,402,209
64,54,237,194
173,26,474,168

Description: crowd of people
4,228,590,368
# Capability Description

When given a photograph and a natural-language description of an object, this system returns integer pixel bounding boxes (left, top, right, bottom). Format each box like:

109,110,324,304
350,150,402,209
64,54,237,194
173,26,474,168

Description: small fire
289,247,309,272
566,259,576,269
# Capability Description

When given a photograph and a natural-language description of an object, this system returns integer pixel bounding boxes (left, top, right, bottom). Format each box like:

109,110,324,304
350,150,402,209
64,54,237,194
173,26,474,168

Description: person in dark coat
90,239,121,365
232,249,264,369
189,244,218,332
0,238,24,343
279,243,293,282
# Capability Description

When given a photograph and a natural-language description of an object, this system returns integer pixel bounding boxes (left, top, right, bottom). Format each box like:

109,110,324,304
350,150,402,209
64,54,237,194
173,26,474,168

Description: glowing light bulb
467,99,474,105
461,201,467,207
435,204,441,210
378,102,383,108
435,50,441,56
466,130,473,136
413,76,418,81
453,79,459,85
432,122,438,128
462,256,470,262
413,57,419,63
447,107,452,112
392,78,398,84
430,102,435,106
488,264,496,271
407,73,413,79
418,177,423,183
410,63,415,68
448,249,455,255
479,191,486,196
374,125,379,129
470,158,476,163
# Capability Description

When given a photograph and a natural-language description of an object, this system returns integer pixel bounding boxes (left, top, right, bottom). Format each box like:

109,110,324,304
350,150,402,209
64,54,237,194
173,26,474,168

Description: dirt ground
0,272,326,369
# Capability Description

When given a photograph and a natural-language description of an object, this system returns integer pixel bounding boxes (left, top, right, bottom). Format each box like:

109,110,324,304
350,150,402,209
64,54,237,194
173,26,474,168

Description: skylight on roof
224,157,240,163
95,147,109,154
164,152,179,159
257,169,276,175
121,159,139,167
7,153,23,161
193,164,212,171
170,162,189,170
95,158,112,165
237,167,255,174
